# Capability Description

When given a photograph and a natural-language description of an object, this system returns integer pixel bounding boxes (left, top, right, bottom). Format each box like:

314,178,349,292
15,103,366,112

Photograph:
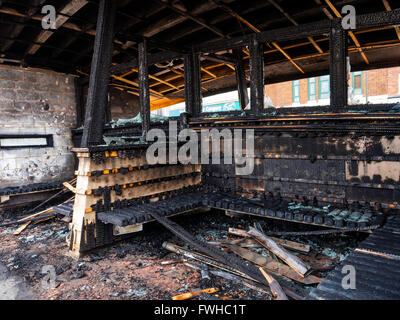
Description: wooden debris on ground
258,267,288,300
0,195,75,229
13,221,31,235
247,227,311,277
184,262,272,298
164,220,322,300
223,243,322,284
229,227,310,253
172,288,219,300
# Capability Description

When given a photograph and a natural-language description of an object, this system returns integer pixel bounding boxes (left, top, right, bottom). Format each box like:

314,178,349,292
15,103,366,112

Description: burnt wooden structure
1,0,400,254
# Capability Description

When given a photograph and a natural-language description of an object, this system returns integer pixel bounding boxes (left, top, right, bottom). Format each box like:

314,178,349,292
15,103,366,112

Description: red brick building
265,66,400,107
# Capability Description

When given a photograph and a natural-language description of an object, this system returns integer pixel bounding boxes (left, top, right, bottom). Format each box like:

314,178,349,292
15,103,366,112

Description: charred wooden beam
249,37,264,114
155,0,226,39
110,50,182,75
267,0,323,54
0,0,46,53
27,0,88,55
195,9,400,54
184,51,202,116
233,48,248,110
202,52,238,66
208,0,304,73
74,77,85,127
324,0,369,64
81,0,116,147
381,0,400,40
356,8,400,29
330,19,348,109
139,40,150,138
52,22,96,59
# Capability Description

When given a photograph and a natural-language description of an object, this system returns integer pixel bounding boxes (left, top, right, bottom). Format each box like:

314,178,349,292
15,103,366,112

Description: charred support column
81,0,116,147
249,36,264,114
74,78,84,127
233,48,249,110
330,19,348,109
184,51,202,117
139,40,150,138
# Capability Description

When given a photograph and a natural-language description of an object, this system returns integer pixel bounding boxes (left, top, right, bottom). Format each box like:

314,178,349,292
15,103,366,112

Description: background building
266,66,400,107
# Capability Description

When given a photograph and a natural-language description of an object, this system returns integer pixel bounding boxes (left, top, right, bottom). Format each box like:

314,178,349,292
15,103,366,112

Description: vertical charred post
330,19,348,109
139,39,150,139
233,48,249,110
249,36,264,114
81,0,116,147
184,51,202,117
74,77,84,128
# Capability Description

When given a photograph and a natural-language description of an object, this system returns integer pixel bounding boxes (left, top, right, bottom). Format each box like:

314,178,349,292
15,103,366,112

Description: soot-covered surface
0,208,369,300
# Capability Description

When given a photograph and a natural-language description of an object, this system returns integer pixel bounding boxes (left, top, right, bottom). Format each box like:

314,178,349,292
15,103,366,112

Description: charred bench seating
95,189,384,230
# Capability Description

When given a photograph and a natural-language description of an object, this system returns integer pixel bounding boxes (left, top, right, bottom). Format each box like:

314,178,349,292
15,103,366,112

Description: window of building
319,76,330,100
353,71,363,95
0,135,53,149
293,80,300,103
308,78,317,101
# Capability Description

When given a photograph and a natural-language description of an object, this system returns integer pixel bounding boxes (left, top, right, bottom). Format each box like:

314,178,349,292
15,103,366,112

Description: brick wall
387,66,400,96
82,86,140,122
265,66,400,107
0,65,77,187
265,81,292,107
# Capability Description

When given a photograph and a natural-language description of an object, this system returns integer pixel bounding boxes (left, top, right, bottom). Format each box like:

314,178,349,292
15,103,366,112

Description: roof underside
1,0,400,106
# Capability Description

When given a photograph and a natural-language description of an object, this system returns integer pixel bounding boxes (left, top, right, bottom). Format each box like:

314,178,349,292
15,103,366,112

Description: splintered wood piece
258,267,288,300
247,227,311,277
63,182,78,194
228,228,310,253
34,216,55,225
13,221,31,235
172,288,218,300
225,244,321,285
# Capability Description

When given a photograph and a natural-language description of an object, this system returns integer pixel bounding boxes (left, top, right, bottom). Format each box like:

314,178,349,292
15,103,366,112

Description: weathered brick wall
0,65,77,187
265,67,400,107
387,67,400,96
82,86,140,122
265,81,292,107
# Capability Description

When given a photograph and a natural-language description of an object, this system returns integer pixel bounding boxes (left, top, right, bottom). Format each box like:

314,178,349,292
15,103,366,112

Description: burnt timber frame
249,36,265,115
81,0,116,147
184,51,202,117
139,40,150,138
79,9,400,144
233,48,249,110
330,19,348,109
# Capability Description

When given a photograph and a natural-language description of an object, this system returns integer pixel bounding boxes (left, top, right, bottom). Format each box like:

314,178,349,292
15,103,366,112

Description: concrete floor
0,262,35,300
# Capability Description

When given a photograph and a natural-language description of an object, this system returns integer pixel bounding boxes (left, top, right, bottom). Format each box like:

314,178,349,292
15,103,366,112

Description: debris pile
0,206,366,300
157,211,366,300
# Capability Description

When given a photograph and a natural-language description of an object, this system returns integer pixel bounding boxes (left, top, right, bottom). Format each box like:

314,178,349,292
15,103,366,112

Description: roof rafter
26,0,89,55
209,0,305,74
154,0,226,39
323,0,369,64
381,0,400,40
266,0,324,54
1,0,46,53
